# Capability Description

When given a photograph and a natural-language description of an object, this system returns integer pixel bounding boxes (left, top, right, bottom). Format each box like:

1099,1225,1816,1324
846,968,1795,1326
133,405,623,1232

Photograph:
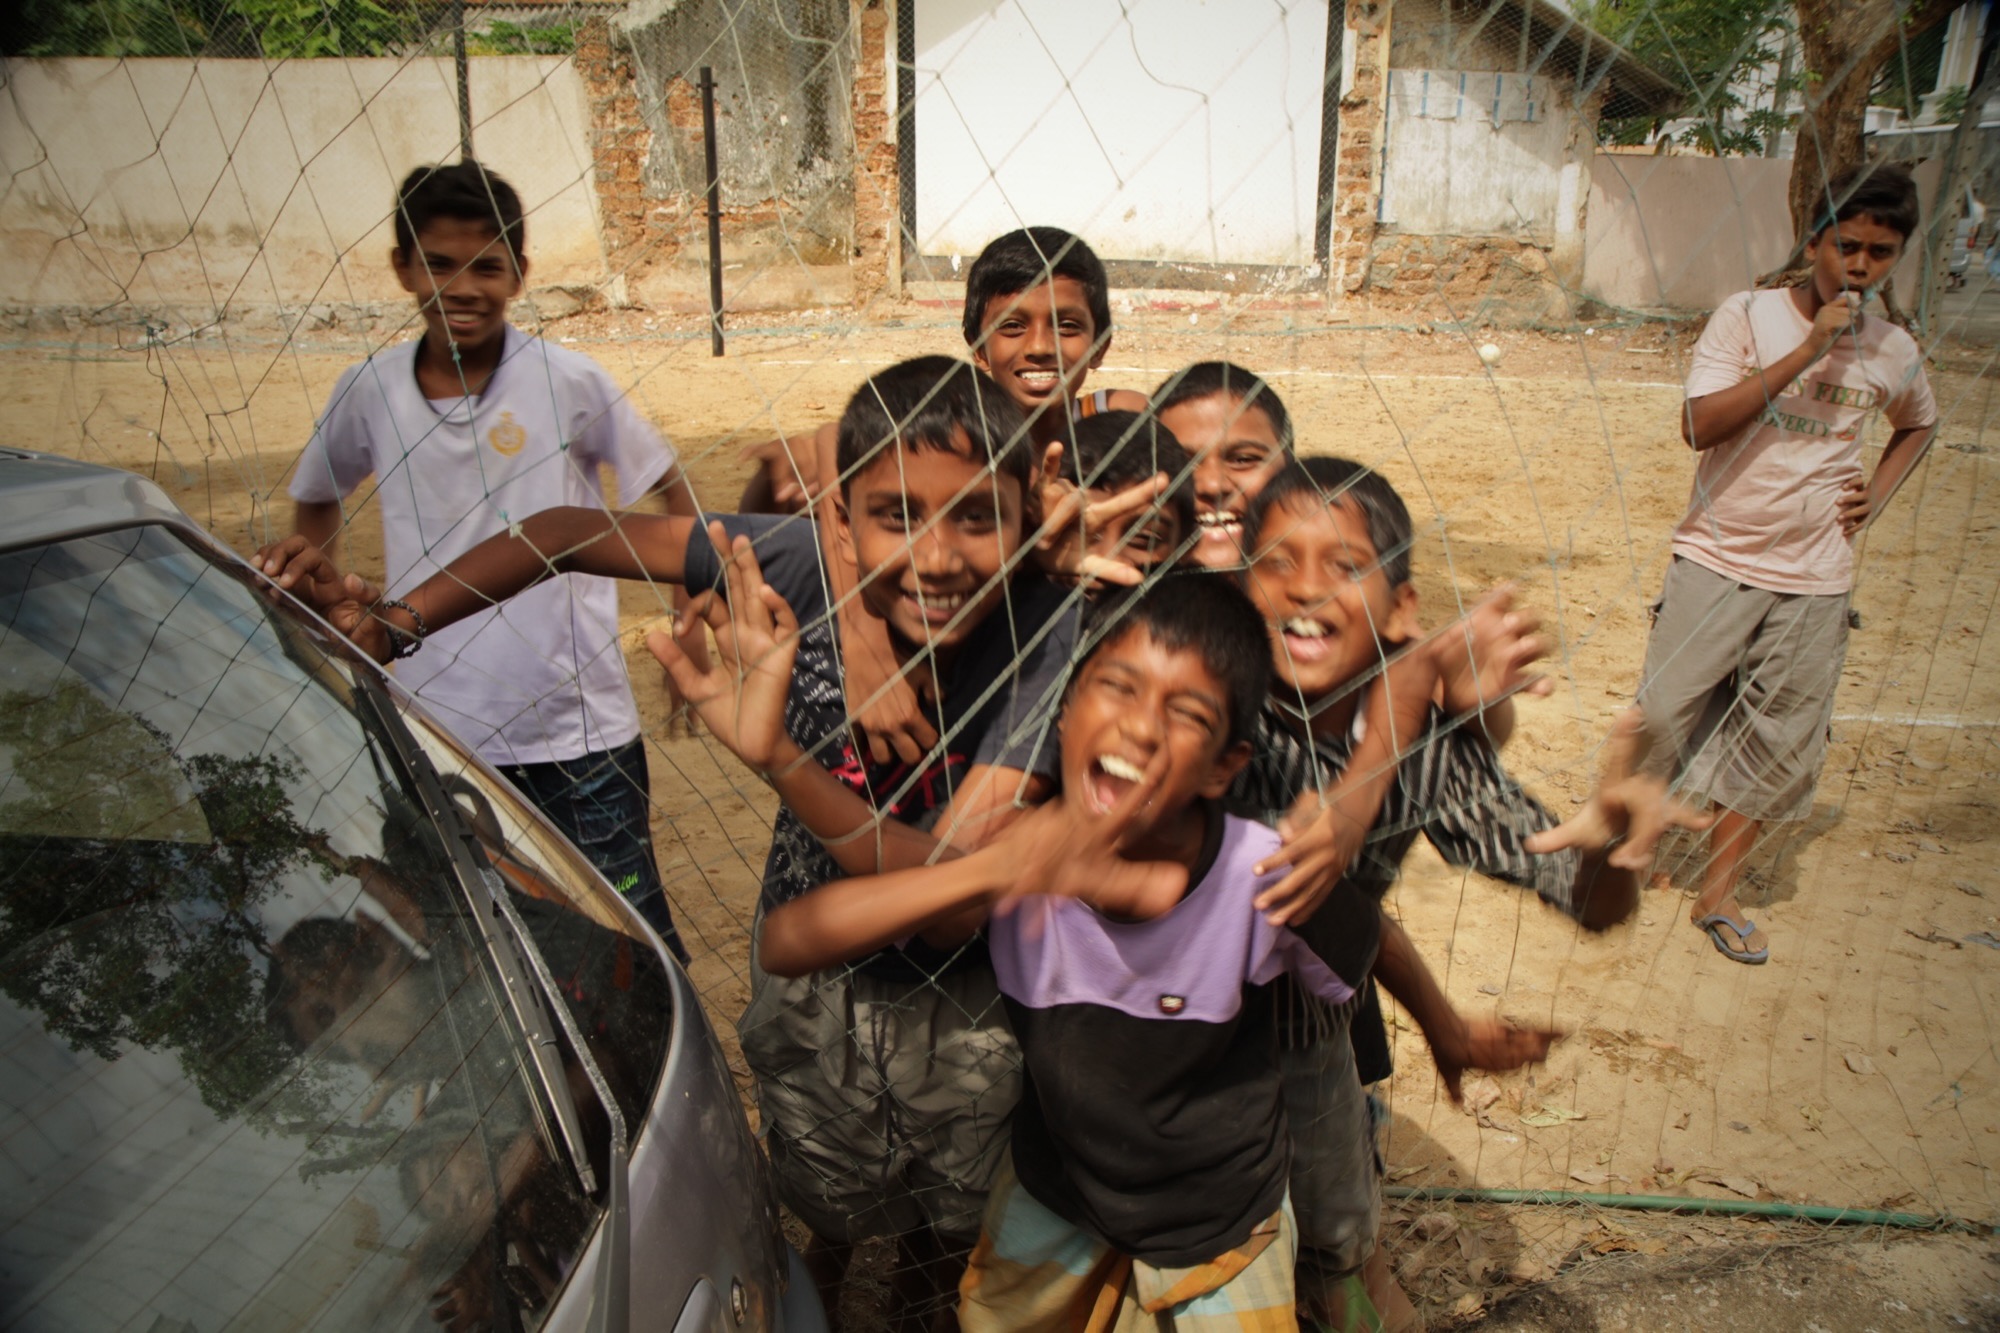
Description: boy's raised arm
759,752,1185,977
1683,294,1857,450
259,507,700,662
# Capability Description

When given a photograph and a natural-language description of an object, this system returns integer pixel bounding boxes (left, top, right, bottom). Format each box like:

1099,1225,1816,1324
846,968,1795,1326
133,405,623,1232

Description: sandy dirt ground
5,304,1996,1326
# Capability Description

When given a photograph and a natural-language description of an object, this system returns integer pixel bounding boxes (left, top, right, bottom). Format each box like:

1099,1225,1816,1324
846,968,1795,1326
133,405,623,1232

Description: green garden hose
1384,1185,1985,1232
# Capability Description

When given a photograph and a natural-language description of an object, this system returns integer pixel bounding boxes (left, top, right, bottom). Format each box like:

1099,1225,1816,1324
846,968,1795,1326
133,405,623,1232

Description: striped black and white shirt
1228,695,1580,1074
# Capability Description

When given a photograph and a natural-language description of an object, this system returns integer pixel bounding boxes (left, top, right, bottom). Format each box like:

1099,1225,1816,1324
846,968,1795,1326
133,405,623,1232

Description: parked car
0,449,824,1333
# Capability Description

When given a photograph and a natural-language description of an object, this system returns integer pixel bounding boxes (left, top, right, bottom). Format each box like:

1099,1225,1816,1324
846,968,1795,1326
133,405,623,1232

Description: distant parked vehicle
0,449,825,1333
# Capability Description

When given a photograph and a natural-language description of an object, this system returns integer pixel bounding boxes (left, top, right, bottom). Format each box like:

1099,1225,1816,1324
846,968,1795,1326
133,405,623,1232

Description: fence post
452,0,472,158
699,65,725,357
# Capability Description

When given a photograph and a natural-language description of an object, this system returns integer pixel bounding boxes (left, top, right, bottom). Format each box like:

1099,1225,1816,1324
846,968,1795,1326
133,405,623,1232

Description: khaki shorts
737,938,1021,1245
1637,556,1850,822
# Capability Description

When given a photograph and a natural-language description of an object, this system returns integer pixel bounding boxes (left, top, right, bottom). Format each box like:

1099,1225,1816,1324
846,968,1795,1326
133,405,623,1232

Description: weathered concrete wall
0,57,604,327
1580,152,1793,312
1378,69,1573,240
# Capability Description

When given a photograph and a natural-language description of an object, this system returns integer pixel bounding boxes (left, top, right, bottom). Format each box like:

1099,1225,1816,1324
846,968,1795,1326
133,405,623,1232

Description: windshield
0,525,670,1330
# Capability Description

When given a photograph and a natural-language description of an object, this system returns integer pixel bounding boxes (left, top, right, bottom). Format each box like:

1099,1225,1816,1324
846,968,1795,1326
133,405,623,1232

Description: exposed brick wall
1329,0,1393,297
851,0,898,299
574,17,677,272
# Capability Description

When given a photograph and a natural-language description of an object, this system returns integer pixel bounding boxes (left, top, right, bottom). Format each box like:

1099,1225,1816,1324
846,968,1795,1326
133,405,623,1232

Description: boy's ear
1087,332,1109,371
1199,739,1254,799
510,251,530,293
391,248,418,294
831,493,858,570
1385,582,1421,644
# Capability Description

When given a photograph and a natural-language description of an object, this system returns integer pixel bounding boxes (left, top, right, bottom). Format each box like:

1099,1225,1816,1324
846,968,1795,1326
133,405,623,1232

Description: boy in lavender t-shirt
1642,162,1937,964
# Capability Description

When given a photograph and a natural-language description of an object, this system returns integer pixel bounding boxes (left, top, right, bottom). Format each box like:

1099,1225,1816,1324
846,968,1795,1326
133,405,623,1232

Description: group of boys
270,156,1936,1331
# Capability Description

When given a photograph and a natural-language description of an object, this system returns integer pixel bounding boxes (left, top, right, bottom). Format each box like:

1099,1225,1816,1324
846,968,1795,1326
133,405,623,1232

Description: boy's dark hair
1079,573,1271,749
265,916,380,1053
1812,162,1920,243
1151,361,1296,454
1244,456,1415,589
961,227,1114,348
1067,410,1197,543
394,159,527,262
834,355,1035,501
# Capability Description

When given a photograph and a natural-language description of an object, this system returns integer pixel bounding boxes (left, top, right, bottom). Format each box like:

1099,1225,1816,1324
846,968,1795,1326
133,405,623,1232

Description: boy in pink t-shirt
1640,163,1937,964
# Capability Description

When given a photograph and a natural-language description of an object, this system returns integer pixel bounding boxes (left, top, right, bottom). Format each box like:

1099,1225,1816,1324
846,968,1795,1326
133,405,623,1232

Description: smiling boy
725,573,1380,1330
264,355,1078,1330
287,160,700,958
1232,457,1703,1330
1153,361,1295,570
1642,162,1937,965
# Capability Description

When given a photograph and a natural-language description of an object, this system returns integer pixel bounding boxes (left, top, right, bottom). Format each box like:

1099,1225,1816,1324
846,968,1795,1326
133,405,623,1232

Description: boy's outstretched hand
646,522,800,774
1431,583,1551,719
1524,707,1713,868
997,746,1188,923
254,535,390,660
1431,1015,1564,1105
1254,782,1376,927
1032,441,1170,588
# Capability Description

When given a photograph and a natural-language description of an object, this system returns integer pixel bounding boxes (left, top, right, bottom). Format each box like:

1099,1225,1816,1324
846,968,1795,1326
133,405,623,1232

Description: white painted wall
1379,69,1570,238
0,58,603,315
913,0,1329,266
1581,152,1793,311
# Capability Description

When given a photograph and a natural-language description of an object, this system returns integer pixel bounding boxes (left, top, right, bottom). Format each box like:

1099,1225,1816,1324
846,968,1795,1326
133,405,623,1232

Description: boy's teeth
1197,512,1240,529
1284,618,1328,638
1097,754,1145,782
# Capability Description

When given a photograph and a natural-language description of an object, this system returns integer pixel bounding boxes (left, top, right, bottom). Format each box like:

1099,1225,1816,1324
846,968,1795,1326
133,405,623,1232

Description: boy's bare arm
760,840,1014,976
259,506,699,662
759,754,1185,977
1255,637,1440,926
1683,295,1857,450
294,500,344,557
1525,708,1715,929
1838,424,1935,537
1374,910,1560,1103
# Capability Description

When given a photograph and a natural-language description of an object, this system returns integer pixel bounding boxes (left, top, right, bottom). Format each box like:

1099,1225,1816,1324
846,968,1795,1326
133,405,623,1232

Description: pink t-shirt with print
1674,288,1935,596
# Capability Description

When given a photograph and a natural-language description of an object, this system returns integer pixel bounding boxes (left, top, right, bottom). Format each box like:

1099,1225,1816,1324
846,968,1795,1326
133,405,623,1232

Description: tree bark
1757,0,1961,290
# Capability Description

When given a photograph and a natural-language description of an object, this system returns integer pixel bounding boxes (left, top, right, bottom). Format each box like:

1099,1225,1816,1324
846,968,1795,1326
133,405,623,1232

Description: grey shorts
1637,556,1850,822
1281,1004,1378,1322
737,938,1021,1245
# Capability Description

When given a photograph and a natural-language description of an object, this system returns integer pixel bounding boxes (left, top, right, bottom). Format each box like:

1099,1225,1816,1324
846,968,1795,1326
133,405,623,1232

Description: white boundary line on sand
1832,713,1997,727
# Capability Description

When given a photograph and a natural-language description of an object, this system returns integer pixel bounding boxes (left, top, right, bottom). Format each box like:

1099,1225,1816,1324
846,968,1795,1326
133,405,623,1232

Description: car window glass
0,527,622,1331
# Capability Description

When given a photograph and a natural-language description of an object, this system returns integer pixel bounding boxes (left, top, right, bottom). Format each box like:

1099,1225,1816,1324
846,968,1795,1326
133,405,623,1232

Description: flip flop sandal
1696,913,1768,965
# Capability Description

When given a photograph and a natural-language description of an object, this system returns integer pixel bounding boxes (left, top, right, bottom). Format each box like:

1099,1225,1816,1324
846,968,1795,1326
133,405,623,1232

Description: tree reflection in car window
0,526,660,1331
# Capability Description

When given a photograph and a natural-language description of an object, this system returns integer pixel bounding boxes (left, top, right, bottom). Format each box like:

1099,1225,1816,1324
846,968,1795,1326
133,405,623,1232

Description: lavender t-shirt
991,810,1378,1267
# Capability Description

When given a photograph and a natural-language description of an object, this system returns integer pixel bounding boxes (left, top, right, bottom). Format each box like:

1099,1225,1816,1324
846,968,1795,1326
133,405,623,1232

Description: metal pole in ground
452,0,472,159
699,65,725,357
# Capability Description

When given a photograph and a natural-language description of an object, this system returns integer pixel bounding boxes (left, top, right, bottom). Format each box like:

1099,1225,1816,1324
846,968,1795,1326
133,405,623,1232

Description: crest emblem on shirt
487,410,527,457
1159,994,1186,1015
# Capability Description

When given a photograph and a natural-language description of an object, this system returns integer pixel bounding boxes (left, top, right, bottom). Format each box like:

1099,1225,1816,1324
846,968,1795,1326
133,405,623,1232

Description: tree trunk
1758,0,1961,290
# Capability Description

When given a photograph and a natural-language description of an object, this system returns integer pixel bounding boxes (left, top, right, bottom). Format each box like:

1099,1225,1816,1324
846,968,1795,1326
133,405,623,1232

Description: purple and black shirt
992,807,1379,1267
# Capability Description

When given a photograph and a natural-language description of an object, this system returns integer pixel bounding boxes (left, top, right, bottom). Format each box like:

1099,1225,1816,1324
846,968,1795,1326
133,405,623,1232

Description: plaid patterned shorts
959,1152,1297,1332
